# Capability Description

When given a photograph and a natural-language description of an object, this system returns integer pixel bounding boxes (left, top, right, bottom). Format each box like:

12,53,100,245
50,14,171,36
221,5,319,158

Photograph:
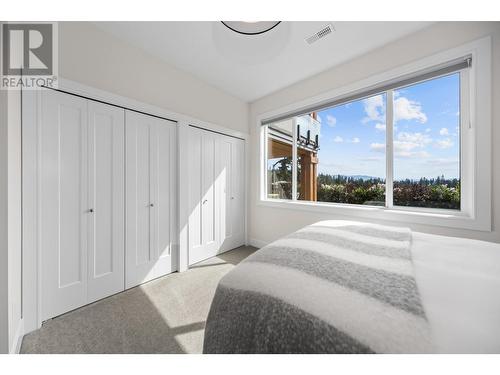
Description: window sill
257,198,490,232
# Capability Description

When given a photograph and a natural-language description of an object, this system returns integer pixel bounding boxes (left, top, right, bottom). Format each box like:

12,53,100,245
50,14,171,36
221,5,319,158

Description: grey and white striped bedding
203,220,435,353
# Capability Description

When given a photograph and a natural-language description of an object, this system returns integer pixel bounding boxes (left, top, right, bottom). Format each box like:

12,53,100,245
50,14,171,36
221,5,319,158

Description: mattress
411,231,500,353
203,220,500,353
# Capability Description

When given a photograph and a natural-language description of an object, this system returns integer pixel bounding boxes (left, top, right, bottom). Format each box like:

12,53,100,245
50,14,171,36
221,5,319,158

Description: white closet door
219,137,245,252
228,138,246,250
87,102,125,302
218,136,233,252
40,90,88,320
188,127,220,265
125,111,176,288
188,128,245,265
150,116,177,279
232,138,245,244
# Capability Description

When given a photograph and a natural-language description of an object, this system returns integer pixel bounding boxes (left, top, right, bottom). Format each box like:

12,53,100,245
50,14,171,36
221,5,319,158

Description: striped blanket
203,220,435,353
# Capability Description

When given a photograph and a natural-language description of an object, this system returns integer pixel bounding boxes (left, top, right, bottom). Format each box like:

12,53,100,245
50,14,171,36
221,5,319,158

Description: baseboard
10,318,23,354
248,238,268,249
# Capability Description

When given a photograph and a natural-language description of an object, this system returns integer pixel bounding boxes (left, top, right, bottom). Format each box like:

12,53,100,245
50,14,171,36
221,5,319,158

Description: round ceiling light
221,21,281,35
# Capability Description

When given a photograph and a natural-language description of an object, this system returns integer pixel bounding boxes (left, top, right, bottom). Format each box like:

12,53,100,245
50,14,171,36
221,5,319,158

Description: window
392,74,461,210
262,58,469,212
298,94,387,206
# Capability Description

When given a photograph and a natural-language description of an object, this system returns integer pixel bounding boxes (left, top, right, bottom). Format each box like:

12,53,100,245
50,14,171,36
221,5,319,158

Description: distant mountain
318,173,382,182
345,175,378,181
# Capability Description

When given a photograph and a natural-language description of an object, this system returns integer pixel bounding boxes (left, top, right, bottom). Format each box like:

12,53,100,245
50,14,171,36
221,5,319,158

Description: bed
203,220,500,354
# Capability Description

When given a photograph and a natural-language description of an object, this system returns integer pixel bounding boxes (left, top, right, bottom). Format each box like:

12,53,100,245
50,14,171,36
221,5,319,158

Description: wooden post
299,150,318,201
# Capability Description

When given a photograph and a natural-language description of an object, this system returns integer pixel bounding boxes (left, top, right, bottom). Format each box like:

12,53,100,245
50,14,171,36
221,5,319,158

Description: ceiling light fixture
221,21,281,35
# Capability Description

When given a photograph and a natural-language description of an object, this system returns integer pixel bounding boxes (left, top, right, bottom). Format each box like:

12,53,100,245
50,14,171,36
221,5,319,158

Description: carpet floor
20,246,257,354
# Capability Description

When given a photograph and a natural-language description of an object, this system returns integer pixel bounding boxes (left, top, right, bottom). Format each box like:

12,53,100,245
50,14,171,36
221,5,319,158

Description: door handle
202,199,208,204
150,203,154,207
89,208,94,213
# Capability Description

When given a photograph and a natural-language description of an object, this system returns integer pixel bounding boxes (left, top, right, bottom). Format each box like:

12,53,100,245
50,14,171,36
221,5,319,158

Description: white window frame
258,37,491,231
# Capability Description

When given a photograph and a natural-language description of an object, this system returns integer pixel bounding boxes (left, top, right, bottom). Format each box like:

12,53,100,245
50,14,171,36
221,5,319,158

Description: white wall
0,68,9,354
59,22,249,133
0,22,23,354
7,87,22,353
249,22,500,245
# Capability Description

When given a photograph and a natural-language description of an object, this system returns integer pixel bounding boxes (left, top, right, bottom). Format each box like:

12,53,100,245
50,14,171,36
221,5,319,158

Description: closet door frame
22,79,248,333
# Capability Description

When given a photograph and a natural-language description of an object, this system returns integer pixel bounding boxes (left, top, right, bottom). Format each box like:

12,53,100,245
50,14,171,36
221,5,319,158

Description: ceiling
95,21,433,102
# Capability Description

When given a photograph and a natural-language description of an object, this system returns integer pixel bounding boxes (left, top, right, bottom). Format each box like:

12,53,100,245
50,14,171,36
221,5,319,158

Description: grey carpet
20,246,257,354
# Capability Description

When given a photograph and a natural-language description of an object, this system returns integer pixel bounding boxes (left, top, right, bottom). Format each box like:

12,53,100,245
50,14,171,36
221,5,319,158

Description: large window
392,74,460,209
262,59,468,212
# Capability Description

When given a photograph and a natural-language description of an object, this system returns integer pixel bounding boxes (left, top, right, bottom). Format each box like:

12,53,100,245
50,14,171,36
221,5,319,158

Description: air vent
305,24,334,44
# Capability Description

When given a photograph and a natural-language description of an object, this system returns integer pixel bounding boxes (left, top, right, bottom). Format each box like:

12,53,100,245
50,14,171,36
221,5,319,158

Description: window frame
258,37,491,231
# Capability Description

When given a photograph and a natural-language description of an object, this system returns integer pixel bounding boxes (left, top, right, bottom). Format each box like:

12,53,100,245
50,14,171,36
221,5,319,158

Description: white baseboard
248,238,268,249
10,318,23,354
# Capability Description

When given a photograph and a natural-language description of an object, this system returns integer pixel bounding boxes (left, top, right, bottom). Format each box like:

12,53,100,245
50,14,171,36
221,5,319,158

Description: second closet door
219,137,245,252
188,127,220,265
125,111,177,289
188,127,245,265
87,101,125,303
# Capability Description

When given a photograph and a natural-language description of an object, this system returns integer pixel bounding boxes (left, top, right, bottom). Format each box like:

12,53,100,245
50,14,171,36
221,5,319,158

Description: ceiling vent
305,24,335,44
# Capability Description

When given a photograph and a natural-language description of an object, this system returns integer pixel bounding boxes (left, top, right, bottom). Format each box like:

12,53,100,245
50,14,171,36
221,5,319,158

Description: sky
314,73,461,180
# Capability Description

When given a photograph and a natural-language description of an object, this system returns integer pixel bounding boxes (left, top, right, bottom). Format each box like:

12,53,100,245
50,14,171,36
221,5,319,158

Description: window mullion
292,118,298,201
386,90,394,208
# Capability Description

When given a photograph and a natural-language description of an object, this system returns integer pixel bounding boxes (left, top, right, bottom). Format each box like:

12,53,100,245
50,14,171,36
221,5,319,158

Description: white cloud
326,115,337,127
396,132,432,146
425,128,431,133
426,158,459,167
395,151,431,159
394,97,427,124
372,131,433,159
439,127,449,136
375,123,386,132
370,143,385,153
435,138,453,149
333,136,344,143
350,137,360,143
362,95,385,123
363,94,427,126
358,156,383,162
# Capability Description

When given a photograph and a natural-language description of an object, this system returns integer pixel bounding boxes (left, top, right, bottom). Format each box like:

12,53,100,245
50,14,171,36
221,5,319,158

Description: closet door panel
135,123,151,265
87,101,125,303
126,111,176,288
188,128,219,265
202,135,217,249
188,128,203,263
125,111,150,288
40,90,88,320
219,137,245,252
155,123,176,261
219,137,233,244
231,138,245,241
